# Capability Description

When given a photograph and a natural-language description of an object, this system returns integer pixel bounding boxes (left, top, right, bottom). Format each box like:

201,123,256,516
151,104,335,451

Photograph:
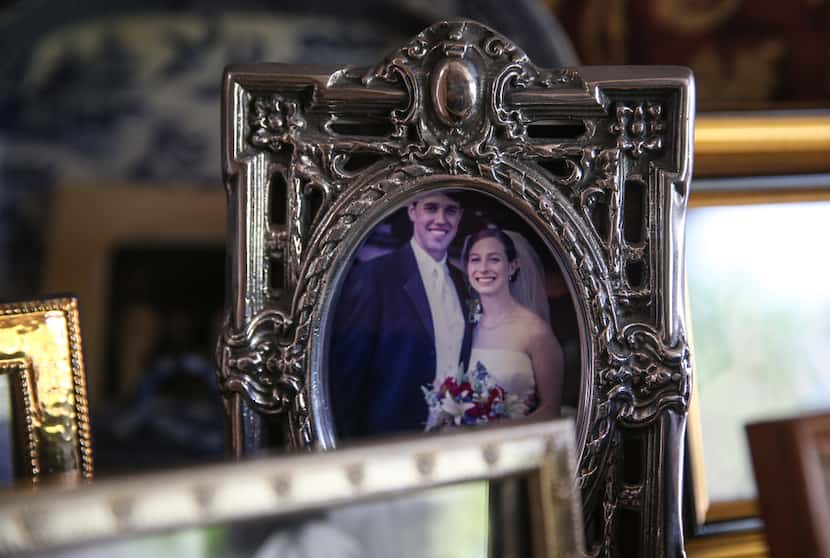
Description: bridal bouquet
422,361,529,431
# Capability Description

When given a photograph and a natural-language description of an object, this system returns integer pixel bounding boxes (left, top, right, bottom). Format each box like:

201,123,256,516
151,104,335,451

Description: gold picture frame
684,151,830,557
695,111,830,177
0,296,93,484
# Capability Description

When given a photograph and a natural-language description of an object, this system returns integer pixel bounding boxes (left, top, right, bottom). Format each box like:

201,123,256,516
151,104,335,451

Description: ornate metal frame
219,20,694,557
0,296,93,483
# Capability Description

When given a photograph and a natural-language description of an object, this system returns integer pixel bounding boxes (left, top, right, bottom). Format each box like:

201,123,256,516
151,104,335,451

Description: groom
331,191,472,439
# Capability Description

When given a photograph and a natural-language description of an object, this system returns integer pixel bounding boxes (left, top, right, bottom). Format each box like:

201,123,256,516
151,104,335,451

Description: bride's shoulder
515,306,562,360
515,305,552,336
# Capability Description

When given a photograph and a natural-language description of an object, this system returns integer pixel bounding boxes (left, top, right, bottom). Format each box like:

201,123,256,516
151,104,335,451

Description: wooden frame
747,413,830,558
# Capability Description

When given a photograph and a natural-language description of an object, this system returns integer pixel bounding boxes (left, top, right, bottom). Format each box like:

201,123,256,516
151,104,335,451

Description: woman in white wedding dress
464,227,564,419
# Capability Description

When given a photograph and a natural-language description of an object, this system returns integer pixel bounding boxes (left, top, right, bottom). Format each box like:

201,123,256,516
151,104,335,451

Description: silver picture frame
0,419,582,557
218,19,694,557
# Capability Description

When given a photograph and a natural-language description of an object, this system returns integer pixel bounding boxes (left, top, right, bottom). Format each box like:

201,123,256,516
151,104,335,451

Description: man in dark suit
330,191,471,439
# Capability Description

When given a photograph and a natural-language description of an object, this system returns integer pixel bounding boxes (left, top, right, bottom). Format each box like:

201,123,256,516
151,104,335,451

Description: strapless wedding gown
468,347,537,415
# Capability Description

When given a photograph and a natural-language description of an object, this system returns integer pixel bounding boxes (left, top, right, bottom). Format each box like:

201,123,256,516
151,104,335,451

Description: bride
463,226,564,420
423,225,564,429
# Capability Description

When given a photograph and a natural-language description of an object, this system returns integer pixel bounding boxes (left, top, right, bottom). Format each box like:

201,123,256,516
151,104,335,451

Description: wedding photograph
328,187,581,441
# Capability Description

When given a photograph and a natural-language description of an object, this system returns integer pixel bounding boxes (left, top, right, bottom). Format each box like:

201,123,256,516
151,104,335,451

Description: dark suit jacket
330,242,472,439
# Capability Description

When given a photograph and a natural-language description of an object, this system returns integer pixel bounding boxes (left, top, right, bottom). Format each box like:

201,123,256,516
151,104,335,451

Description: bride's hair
463,226,520,282
464,227,552,324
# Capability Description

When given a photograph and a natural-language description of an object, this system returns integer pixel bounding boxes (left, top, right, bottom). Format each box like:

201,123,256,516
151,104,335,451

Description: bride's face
467,237,518,296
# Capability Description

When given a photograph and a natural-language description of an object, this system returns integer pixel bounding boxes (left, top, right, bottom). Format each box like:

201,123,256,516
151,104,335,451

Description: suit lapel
399,244,434,342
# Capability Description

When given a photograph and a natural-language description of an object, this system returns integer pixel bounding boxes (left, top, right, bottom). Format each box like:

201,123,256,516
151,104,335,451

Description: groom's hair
442,190,463,204
409,189,464,206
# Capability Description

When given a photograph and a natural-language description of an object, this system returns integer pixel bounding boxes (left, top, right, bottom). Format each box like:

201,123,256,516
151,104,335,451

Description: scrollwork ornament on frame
220,19,694,558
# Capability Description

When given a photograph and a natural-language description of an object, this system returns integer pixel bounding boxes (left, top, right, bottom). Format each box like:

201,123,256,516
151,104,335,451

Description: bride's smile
467,236,517,296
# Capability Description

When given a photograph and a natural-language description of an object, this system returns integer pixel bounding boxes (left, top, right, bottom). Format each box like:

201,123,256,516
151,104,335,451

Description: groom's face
408,193,462,261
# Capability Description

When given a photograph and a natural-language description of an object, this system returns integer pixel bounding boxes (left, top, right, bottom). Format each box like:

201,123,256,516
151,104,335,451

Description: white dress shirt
409,237,465,383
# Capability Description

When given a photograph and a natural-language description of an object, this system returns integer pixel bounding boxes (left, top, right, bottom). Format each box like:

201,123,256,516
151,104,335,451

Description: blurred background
1,0,829,553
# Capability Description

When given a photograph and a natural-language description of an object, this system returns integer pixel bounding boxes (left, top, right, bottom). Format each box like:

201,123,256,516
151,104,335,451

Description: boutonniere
466,297,482,324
